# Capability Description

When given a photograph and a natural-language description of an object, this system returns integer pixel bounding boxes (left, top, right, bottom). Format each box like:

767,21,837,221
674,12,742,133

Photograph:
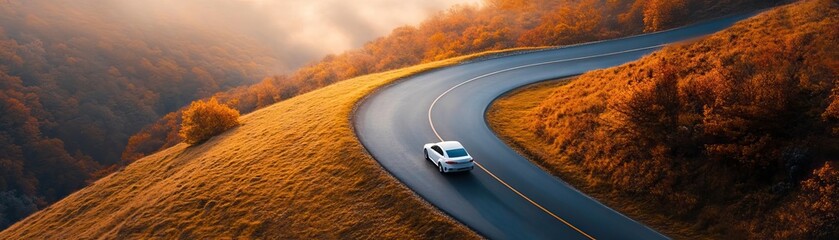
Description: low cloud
117,0,480,72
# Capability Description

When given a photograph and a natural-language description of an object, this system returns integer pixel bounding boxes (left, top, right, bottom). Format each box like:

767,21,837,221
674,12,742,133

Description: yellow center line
424,45,666,240
474,162,596,240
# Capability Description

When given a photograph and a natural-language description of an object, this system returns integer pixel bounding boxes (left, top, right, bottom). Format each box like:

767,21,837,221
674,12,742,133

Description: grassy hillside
0,50,529,238
0,0,783,229
124,0,781,165
489,0,837,239
0,0,288,226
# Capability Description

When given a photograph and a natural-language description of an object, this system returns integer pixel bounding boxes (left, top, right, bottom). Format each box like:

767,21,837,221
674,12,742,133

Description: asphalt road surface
354,14,755,240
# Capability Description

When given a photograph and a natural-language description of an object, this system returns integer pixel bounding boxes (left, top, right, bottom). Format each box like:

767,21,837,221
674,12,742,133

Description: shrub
179,98,240,144
798,161,839,239
525,0,837,237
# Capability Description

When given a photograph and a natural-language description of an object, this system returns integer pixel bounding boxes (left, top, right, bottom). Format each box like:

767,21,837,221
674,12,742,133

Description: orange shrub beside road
489,0,838,238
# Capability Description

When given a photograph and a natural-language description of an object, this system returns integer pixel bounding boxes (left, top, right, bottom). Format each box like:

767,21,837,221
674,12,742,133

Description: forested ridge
1,0,783,230
0,0,283,228
125,0,782,164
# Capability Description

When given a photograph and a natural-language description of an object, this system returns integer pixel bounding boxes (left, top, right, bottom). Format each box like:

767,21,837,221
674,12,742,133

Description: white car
423,141,475,173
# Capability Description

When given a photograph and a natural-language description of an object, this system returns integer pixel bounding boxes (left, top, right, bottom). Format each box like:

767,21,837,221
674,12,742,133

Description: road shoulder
486,78,712,239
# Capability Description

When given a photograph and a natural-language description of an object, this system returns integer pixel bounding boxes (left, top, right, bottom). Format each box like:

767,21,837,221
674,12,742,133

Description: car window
431,146,444,155
446,148,468,158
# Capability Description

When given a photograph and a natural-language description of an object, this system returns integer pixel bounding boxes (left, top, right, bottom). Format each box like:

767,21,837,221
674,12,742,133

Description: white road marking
426,44,665,240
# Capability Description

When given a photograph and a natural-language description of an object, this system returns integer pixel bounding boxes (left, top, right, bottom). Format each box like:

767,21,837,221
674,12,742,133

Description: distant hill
0,0,285,228
0,51,487,239
124,0,782,169
489,0,837,238
0,0,783,232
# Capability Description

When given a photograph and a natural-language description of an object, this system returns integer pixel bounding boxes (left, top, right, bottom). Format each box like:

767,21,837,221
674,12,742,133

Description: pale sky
237,0,482,54
110,0,480,72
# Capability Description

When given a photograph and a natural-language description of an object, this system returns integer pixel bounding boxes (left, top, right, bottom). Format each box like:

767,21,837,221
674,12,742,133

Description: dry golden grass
0,49,533,239
488,1,838,239
487,78,710,239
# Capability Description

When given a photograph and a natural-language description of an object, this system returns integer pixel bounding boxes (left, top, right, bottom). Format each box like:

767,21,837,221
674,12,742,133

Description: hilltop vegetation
0,0,783,231
0,51,494,239
0,0,288,227
178,98,240,145
489,0,838,238
124,0,782,164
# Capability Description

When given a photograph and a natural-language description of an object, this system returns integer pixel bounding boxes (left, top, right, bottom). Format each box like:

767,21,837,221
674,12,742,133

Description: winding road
354,14,755,239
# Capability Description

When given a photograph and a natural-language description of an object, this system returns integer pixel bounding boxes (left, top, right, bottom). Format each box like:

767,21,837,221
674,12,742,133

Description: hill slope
0,51,522,238
0,0,288,226
124,0,781,164
488,0,838,238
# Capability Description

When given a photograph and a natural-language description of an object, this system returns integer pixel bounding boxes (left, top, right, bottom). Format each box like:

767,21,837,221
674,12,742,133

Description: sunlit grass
0,48,535,239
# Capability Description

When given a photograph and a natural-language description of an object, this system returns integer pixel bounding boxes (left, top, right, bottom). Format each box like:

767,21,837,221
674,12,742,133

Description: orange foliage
643,0,687,32
0,56,483,238
523,0,837,237
518,0,605,46
179,98,240,145
121,112,182,163
764,161,839,239
797,162,839,238
125,0,782,163
824,85,839,134
0,0,280,227
0,0,789,231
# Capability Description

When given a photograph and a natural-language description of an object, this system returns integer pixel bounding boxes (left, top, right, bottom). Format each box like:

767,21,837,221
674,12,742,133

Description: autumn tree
796,162,839,239
179,98,240,144
825,85,839,135
643,0,688,32
525,1,837,236
518,0,604,46
768,161,839,239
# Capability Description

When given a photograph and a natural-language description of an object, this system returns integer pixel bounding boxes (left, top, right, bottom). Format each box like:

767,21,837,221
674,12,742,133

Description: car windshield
446,148,469,158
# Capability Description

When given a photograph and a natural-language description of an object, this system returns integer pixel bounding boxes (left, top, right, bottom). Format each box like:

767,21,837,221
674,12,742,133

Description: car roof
438,141,465,150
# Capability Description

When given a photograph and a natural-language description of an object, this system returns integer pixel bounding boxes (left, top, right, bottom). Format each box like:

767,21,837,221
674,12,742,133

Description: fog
116,0,480,72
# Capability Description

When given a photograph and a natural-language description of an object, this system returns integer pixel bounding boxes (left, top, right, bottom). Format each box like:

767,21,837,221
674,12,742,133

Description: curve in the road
425,45,667,240
354,14,755,240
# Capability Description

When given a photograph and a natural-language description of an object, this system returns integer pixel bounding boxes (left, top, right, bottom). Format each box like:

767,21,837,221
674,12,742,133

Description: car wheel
424,149,429,161
438,162,444,173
